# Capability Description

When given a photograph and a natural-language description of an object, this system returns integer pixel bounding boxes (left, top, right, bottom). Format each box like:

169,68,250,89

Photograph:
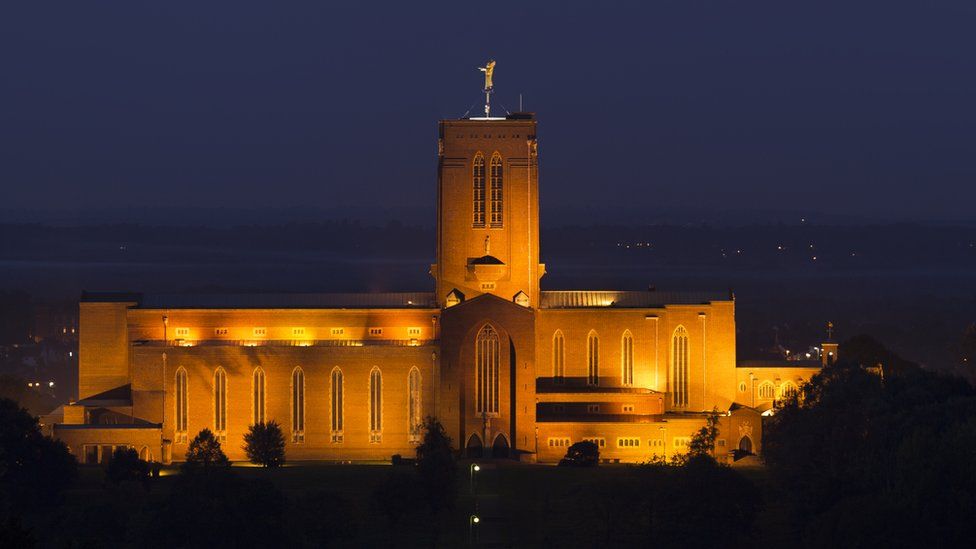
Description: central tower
432,113,543,308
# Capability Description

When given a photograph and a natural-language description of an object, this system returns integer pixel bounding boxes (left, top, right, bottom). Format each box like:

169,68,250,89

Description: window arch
330,367,343,443
587,330,600,385
408,367,422,444
476,325,500,415
758,381,775,400
291,367,305,443
671,326,689,407
552,330,565,381
489,153,503,227
621,330,634,385
175,367,188,443
369,367,382,443
213,367,227,442
473,153,486,227
252,367,265,425
780,381,798,399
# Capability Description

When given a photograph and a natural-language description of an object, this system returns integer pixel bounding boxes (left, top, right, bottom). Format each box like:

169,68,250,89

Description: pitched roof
539,290,731,309
83,292,438,309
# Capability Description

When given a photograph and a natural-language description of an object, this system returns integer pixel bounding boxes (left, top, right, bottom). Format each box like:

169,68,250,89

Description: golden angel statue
478,60,496,91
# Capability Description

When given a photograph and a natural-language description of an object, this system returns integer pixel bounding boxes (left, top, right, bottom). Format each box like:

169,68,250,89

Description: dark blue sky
2,1,975,224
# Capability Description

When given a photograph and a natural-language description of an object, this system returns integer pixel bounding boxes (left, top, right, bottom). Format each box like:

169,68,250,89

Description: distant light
68,351,73,357
473,464,481,472
472,516,480,524
49,381,55,388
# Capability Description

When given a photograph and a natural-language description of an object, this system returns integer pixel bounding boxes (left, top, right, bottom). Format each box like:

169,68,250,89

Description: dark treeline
2,222,976,268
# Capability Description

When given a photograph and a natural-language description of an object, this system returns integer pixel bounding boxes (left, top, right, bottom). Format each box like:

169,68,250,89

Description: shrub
559,440,599,467
183,428,229,473
243,421,286,467
104,447,150,487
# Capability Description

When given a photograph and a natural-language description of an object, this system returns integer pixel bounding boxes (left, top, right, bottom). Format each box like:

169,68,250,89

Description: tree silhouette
415,416,457,512
183,428,229,473
243,421,286,467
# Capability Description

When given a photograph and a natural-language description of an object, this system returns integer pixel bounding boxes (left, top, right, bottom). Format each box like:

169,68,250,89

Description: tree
104,446,150,488
0,398,76,513
687,408,719,457
763,336,976,546
415,416,457,513
559,440,599,467
243,420,285,467
183,428,229,473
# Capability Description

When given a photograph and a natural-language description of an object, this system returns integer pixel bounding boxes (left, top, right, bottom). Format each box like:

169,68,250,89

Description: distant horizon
3,205,974,228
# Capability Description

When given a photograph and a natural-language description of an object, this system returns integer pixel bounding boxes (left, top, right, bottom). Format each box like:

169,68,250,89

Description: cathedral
49,86,830,465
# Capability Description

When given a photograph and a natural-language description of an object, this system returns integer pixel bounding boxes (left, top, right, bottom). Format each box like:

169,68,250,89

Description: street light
470,463,481,495
659,426,667,460
469,514,480,544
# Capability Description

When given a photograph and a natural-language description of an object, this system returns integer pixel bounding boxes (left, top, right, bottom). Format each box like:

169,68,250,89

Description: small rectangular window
717,439,727,448
480,282,496,291
253,327,267,337
583,437,606,448
331,328,344,336
368,328,383,336
408,327,422,336
175,327,190,337
673,437,691,449
292,327,305,336
587,404,600,413
547,437,571,448
214,328,229,336
616,437,640,448
622,405,635,412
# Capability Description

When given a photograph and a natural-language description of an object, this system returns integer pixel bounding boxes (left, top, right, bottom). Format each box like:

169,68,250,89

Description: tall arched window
214,367,227,442
587,331,600,385
330,367,343,443
671,326,689,407
552,330,565,381
473,153,486,227
291,367,305,443
476,325,499,415
489,153,503,227
621,330,634,386
758,381,775,400
252,367,265,425
369,367,382,443
780,381,798,400
408,367,422,443
175,367,188,443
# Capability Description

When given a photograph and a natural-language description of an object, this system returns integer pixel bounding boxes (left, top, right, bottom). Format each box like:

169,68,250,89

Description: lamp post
469,514,480,545
659,426,667,460
470,463,481,495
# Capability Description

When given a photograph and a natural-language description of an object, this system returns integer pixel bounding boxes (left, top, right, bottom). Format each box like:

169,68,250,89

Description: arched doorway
465,434,483,458
492,433,510,458
738,436,753,454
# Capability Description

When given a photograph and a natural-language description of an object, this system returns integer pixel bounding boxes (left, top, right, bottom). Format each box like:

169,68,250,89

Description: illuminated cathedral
48,74,830,465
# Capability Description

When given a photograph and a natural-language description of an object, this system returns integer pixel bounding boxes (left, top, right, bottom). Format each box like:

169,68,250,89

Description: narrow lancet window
489,153,503,227
175,367,188,443
214,367,227,442
331,367,344,443
672,326,689,407
473,153,486,227
476,324,500,415
552,330,565,381
621,330,634,385
292,367,305,443
252,368,265,425
587,331,600,385
408,367,422,443
369,367,382,443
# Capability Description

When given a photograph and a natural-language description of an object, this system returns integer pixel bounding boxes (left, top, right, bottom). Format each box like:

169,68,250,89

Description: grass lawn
27,460,788,547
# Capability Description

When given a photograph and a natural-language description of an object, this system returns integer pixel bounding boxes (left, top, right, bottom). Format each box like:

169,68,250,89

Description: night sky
2,1,975,224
